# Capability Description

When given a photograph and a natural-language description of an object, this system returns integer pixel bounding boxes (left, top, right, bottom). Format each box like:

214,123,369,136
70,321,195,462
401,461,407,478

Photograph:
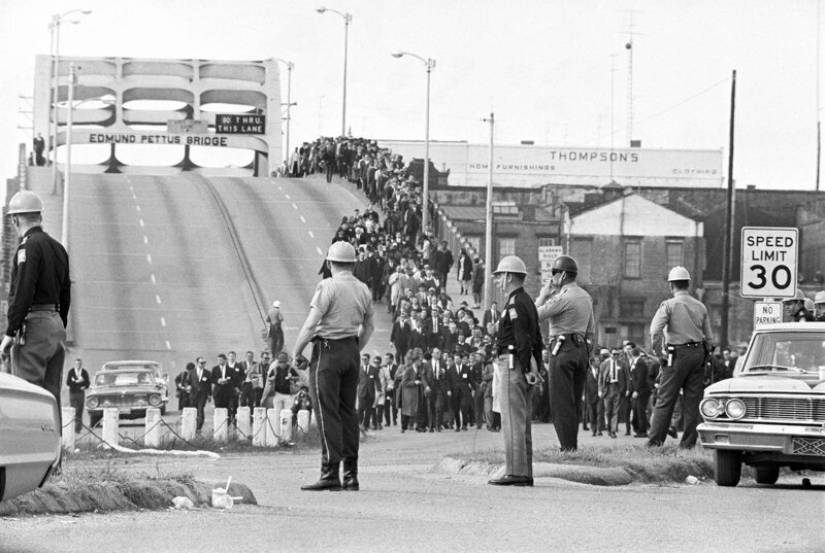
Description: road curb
0,479,257,517
432,457,634,486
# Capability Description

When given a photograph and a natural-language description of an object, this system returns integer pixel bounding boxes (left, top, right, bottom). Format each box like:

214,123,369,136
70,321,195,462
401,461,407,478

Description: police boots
342,458,359,491
301,462,342,491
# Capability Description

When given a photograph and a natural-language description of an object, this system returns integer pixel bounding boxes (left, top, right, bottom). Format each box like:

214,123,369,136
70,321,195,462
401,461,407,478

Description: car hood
706,376,825,394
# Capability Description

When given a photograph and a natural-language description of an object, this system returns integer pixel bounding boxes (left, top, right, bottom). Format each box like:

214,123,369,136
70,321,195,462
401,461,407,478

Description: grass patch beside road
458,444,715,484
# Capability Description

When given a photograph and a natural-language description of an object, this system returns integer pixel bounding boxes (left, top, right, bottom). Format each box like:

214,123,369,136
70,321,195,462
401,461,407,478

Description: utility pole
483,112,494,310
720,70,737,350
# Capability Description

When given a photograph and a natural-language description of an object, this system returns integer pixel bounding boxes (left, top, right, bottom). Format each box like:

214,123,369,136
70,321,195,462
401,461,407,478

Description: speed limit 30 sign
740,227,798,298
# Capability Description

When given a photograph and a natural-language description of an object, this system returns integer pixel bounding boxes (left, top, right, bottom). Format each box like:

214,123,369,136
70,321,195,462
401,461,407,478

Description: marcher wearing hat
781,290,816,322
266,301,285,355
647,266,714,449
535,255,595,452
293,241,375,491
488,256,544,487
1,191,71,422
814,290,825,321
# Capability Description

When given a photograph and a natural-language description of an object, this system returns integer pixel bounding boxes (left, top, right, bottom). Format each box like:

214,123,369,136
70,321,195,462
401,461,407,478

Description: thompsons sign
379,141,724,188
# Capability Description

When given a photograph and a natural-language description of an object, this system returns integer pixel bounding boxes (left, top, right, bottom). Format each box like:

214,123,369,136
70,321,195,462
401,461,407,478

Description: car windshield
95,372,154,386
743,332,825,375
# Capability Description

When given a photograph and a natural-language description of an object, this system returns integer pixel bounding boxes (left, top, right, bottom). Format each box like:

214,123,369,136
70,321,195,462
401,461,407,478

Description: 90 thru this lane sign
740,227,798,299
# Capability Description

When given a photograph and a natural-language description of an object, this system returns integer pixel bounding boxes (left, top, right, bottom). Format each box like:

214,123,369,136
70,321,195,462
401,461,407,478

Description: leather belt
30,304,58,312
668,342,703,349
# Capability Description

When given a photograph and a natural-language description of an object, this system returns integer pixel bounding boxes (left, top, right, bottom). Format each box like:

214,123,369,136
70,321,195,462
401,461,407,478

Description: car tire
715,450,742,487
754,464,780,485
88,412,102,428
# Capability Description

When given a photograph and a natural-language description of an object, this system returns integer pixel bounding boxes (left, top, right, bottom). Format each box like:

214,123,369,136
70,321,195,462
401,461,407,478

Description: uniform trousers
498,356,533,478
648,346,706,448
11,311,66,426
548,341,588,451
308,337,360,470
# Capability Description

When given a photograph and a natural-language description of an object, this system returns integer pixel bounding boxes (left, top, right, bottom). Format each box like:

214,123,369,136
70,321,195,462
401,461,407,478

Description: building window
626,323,646,346
620,298,645,318
624,242,642,278
538,238,556,248
499,238,516,258
666,240,684,269
571,238,592,284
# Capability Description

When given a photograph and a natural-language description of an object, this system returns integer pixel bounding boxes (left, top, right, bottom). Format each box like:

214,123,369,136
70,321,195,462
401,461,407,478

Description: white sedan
0,372,61,502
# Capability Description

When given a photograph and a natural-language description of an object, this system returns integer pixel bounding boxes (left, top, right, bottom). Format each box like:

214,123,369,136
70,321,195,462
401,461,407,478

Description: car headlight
700,397,724,419
149,394,161,407
725,398,746,420
87,397,99,409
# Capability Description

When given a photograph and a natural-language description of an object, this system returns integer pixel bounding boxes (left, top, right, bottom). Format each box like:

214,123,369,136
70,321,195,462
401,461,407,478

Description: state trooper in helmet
1,190,70,417
647,266,713,449
781,290,815,322
488,255,544,487
814,291,825,321
535,254,595,451
293,240,375,491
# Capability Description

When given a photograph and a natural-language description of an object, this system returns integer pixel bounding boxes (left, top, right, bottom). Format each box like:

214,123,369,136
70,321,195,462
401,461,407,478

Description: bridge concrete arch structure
34,55,282,175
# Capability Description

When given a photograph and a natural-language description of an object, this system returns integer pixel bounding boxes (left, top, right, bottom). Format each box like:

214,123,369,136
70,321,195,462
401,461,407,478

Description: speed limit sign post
740,227,798,299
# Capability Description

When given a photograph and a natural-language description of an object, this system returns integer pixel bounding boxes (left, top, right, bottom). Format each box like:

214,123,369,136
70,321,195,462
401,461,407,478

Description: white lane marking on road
308,231,314,238
150,274,156,284
161,317,166,327
143,236,149,245
156,295,162,304
300,216,306,223
132,193,137,201
278,186,283,191
285,194,291,200
136,205,141,213
139,219,145,228
316,246,323,256
166,341,171,350
292,203,298,210
147,254,153,264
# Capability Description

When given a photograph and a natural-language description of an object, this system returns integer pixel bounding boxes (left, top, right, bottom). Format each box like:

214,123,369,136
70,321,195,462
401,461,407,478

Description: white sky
1,0,823,190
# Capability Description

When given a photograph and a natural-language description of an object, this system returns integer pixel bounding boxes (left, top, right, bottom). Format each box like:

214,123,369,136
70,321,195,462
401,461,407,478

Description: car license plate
792,437,825,456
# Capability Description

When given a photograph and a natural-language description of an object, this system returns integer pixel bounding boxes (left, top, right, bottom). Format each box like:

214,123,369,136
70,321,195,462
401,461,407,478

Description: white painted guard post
266,408,279,447
297,409,310,435
62,407,75,450
214,407,229,442
102,408,120,447
252,407,266,446
279,409,293,442
181,407,197,440
145,408,161,447
237,406,251,440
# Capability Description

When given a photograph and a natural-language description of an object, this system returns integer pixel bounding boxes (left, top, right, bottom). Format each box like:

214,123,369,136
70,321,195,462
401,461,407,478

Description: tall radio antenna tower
624,11,641,146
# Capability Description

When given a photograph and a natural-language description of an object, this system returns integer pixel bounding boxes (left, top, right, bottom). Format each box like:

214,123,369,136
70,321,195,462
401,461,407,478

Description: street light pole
392,51,436,237
316,7,352,137
48,9,91,195
483,113,495,310
273,59,294,170
62,62,77,250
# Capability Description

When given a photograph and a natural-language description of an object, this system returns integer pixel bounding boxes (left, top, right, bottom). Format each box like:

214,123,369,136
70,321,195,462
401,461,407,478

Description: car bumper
698,421,825,456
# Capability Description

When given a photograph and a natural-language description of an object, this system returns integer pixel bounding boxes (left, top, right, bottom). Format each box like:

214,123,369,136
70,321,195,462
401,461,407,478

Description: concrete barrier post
181,407,197,440
214,408,229,442
236,406,251,440
102,408,120,447
279,409,293,443
252,407,266,446
145,408,161,447
62,407,76,450
297,409,310,435
266,408,279,447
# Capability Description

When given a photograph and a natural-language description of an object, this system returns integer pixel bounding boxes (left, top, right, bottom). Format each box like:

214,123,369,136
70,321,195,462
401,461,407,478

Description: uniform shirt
649,290,713,349
497,287,543,372
6,226,71,337
536,282,595,340
311,271,373,340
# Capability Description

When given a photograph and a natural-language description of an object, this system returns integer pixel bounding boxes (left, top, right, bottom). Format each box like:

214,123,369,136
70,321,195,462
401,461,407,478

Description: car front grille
742,397,825,423
92,394,151,409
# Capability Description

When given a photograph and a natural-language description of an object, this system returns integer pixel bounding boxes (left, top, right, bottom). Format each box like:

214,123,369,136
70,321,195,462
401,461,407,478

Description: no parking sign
740,227,798,299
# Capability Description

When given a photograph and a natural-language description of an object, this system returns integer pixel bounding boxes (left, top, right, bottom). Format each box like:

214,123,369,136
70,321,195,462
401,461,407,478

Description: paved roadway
1,422,823,553
63,171,392,403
